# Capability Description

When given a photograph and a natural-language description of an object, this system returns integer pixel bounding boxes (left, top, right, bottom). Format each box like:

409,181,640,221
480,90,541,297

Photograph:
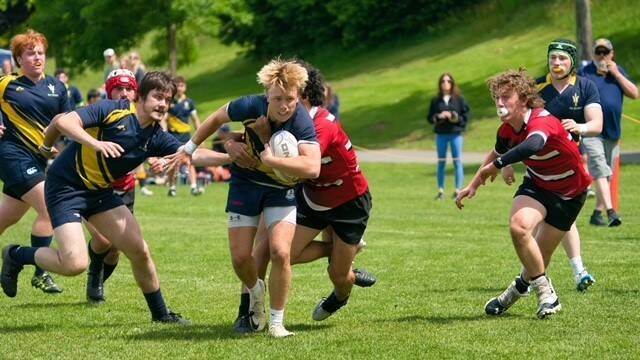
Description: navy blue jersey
48,100,181,190
536,73,600,124
0,74,71,153
227,94,318,187
167,96,196,134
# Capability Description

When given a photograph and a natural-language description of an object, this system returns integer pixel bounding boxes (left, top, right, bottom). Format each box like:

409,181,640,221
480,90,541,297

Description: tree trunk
168,23,178,75
576,0,593,66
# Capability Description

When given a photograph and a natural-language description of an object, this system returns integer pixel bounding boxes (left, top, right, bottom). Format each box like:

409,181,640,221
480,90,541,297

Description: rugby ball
269,130,299,182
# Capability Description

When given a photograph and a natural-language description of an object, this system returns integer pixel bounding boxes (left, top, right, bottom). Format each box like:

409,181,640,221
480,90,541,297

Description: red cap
105,69,137,99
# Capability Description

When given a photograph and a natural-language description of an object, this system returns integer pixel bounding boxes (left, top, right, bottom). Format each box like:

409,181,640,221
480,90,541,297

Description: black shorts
514,177,586,231
114,188,135,213
296,189,372,245
0,140,46,199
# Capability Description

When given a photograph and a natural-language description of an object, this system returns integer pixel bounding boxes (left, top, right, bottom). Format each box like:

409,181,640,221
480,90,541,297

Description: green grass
1,162,639,358
65,0,640,153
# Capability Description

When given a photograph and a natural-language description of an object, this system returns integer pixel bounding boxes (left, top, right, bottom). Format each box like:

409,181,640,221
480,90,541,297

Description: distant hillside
72,0,640,151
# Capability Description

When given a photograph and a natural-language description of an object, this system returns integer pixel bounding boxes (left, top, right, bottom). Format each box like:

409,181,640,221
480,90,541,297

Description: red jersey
111,173,136,192
495,108,590,199
302,107,369,209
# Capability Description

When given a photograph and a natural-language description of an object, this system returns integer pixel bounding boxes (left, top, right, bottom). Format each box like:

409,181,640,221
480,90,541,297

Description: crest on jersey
572,93,579,107
47,83,59,97
16,86,24,92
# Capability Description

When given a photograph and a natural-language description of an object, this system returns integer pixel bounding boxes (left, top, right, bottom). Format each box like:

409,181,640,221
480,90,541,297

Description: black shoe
353,268,377,287
233,312,259,334
589,211,606,226
153,311,191,325
31,272,63,294
607,209,622,227
435,192,444,201
1,244,23,298
86,267,105,304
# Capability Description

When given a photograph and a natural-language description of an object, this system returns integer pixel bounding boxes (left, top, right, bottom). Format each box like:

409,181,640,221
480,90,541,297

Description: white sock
248,279,263,299
190,183,197,189
569,256,585,277
270,309,284,325
169,185,176,190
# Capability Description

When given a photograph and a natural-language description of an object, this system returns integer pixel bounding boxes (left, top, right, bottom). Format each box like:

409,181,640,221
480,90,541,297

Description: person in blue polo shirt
579,38,638,227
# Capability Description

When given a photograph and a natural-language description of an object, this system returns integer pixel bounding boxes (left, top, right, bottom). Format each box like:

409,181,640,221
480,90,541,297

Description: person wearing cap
0,29,70,296
579,38,638,227
103,48,120,80
513,38,602,292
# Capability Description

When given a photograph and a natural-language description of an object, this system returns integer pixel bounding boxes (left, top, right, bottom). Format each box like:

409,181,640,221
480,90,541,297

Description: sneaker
312,292,348,321
153,311,191,325
452,191,459,199
233,313,259,334
1,244,23,298
268,323,294,338
587,188,596,198
140,186,154,196
167,188,177,197
575,271,596,292
589,211,606,226
190,187,204,196
249,279,266,331
607,209,622,227
531,276,561,319
484,278,526,316
353,268,377,287
435,192,444,201
86,267,105,304
31,272,63,294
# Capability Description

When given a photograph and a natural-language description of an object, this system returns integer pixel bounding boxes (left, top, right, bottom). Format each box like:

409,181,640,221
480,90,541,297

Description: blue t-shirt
49,100,180,190
536,73,600,124
579,62,633,140
227,94,318,187
0,74,71,153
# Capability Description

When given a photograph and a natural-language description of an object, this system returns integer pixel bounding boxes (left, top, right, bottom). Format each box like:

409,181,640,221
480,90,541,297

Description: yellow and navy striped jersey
48,100,181,190
0,74,71,153
167,97,196,134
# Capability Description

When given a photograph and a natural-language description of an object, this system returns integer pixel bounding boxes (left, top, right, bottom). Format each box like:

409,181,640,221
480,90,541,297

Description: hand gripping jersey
227,94,318,188
302,107,368,209
495,108,591,199
0,74,71,153
48,100,181,190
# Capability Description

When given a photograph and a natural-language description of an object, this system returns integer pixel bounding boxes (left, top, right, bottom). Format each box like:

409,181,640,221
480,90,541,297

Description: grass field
1,162,638,359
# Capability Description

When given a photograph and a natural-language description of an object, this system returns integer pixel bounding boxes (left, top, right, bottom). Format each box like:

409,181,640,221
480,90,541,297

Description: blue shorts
226,179,296,216
169,132,191,144
45,175,125,228
0,140,47,199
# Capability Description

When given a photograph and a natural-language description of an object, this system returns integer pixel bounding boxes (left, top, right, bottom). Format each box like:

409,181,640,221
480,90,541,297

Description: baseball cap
103,48,115,57
593,38,613,51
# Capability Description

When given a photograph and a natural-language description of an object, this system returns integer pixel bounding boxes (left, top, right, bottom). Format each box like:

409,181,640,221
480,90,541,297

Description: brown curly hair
487,68,544,108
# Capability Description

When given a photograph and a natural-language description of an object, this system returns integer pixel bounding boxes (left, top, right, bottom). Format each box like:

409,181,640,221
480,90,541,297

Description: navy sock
238,293,250,316
87,241,107,274
515,275,530,294
103,262,118,282
144,288,168,320
10,246,37,266
31,234,52,276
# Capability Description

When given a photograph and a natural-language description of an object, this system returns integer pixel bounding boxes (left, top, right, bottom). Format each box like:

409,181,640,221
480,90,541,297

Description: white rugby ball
269,130,299,182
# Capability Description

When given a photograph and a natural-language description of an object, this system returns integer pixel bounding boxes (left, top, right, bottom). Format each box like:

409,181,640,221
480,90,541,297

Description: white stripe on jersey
530,150,560,160
527,167,575,181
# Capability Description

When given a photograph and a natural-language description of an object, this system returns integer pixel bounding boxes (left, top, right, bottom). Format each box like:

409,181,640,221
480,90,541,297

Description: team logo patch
47,83,59,97
117,124,126,131
16,86,24,92
285,189,295,201
572,93,579,107
26,167,37,175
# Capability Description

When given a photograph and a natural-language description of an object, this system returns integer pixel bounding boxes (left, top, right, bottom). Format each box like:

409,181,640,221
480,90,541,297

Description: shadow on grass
382,313,524,325
0,324,47,333
12,301,88,309
126,322,332,341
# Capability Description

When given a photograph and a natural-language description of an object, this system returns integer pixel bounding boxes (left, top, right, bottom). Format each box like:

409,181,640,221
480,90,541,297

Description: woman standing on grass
427,73,470,200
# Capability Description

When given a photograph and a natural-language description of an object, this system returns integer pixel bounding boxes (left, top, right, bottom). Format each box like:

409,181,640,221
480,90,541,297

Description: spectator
102,48,119,80
55,68,84,109
427,73,470,200
86,88,102,105
324,84,340,119
2,58,13,75
578,38,638,226
128,51,146,84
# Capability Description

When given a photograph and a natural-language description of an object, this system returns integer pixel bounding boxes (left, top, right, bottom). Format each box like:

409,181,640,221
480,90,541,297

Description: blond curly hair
257,58,308,93
487,68,544,108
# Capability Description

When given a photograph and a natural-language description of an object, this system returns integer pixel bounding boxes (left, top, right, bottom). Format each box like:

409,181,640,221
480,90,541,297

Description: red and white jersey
111,173,136,192
302,107,369,209
495,108,590,199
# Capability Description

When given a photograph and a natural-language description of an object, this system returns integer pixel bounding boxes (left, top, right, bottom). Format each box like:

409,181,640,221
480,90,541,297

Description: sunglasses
595,49,610,56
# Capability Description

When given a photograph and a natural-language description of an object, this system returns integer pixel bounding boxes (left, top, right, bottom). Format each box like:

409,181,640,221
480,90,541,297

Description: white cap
103,48,115,57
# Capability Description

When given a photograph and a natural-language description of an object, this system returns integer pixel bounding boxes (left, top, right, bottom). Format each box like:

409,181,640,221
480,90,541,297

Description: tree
575,0,593,64
0,0,34,46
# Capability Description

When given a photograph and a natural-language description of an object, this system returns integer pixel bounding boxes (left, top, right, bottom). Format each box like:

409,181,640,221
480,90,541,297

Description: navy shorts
514,177,586,231
45,175,125,228
114,188,135,213
296,189,372,245
226,179,296,216
0,140,46,199
169,132,191,144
